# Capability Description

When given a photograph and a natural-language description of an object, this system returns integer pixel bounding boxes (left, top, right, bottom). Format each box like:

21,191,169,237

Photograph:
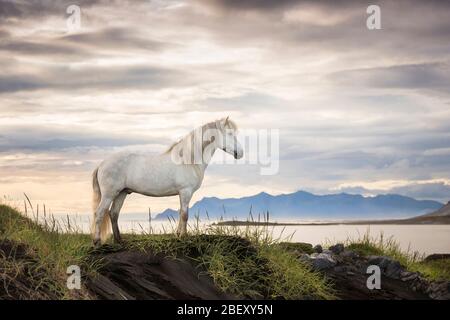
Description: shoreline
214,216,450,226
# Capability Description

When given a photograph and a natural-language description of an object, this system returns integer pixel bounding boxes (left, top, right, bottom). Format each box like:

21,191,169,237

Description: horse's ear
224,116,229,125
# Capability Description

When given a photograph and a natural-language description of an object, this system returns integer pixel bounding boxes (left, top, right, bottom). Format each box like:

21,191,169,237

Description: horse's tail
91,167,111,243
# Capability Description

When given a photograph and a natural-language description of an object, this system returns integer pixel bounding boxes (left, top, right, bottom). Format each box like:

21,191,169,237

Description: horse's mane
165,118,237,154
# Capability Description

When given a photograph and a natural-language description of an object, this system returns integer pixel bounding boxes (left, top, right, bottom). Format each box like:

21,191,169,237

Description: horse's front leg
177,189,192,236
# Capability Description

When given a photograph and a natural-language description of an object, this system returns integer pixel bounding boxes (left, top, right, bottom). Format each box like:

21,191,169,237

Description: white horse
91,117,243,246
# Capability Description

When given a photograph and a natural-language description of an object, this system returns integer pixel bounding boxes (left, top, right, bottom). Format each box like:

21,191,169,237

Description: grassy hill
0,204,92,299
1,204,448,300
0,204,333,300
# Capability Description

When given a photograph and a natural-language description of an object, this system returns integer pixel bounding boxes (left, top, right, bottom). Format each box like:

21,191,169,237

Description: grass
2,200,449,300
0,204,335,300
4,200,447,299
124,219,335,299
258,245,334,299
128,234,274,298
346,230,450,281
0,204,93,299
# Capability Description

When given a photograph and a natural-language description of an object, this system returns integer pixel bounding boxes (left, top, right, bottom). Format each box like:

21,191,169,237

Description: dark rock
334,266,347,273
346,265,359,273
427,281,450,300
301,252,337,271
341,250,358,259
321,254,430,300
367,256,404,279
313,245,323,254
385,261,403,279
400,271,419,282
311,253,337,271
298,253,311,263
367,256,383,265
329,244,345,255
302,249,447,300
424,254,450,262
86,248,234,300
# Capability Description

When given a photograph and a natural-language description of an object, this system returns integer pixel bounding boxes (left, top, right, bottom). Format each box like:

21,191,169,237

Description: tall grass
0,203,92,298
0,199,333,299
346,230,450,281
2,197,448,299
127,215,334,299
346,230,423,264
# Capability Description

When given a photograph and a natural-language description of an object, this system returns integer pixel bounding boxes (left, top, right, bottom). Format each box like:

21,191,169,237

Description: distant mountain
423,201,450,217
385,201,450,224
154,190,443,221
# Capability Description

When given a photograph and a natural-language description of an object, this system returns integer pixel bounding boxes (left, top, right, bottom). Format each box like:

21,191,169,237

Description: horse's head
217,117,243,159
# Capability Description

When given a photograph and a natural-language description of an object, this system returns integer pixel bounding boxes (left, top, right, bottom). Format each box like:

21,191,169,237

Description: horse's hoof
176,230,187,237
92,239,101,248
113,238,123,245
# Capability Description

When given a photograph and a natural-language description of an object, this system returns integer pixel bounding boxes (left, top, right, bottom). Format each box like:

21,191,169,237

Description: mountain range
154,190,444,221
423,201,450,217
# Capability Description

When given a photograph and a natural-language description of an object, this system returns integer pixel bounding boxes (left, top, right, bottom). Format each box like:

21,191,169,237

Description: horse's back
97,151,175,194
97,152,148,191
96,151,202,197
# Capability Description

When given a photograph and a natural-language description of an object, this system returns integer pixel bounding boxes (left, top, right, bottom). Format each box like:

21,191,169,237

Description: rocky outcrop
367,256,403,279
329,244,345,255
300,252,337,271
297,243,450,300
85,246,234,300
313,245,323,253
2,235,447,300
425,254,450,262
427,281,450,300
86,242,449,300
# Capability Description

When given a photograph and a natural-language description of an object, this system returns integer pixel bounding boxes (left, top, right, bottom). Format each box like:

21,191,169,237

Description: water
49,213,450,255
270,224,450,255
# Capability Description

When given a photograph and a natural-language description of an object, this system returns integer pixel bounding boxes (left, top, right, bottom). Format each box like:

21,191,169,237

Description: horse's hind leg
93,197,113,247
110,191,127,243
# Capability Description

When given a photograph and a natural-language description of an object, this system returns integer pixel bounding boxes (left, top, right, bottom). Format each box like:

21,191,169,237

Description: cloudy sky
1,0,450,215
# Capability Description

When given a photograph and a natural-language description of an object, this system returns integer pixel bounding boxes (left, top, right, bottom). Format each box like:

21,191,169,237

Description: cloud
0,0,107,21
0,0,23,19
0,125,166,152
58,27,173,51
0,65,191,93
197,0,303,11
0,0,450,213
328,63,450,94
0,38,91,57
0,75,45,93
390,182,450,202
